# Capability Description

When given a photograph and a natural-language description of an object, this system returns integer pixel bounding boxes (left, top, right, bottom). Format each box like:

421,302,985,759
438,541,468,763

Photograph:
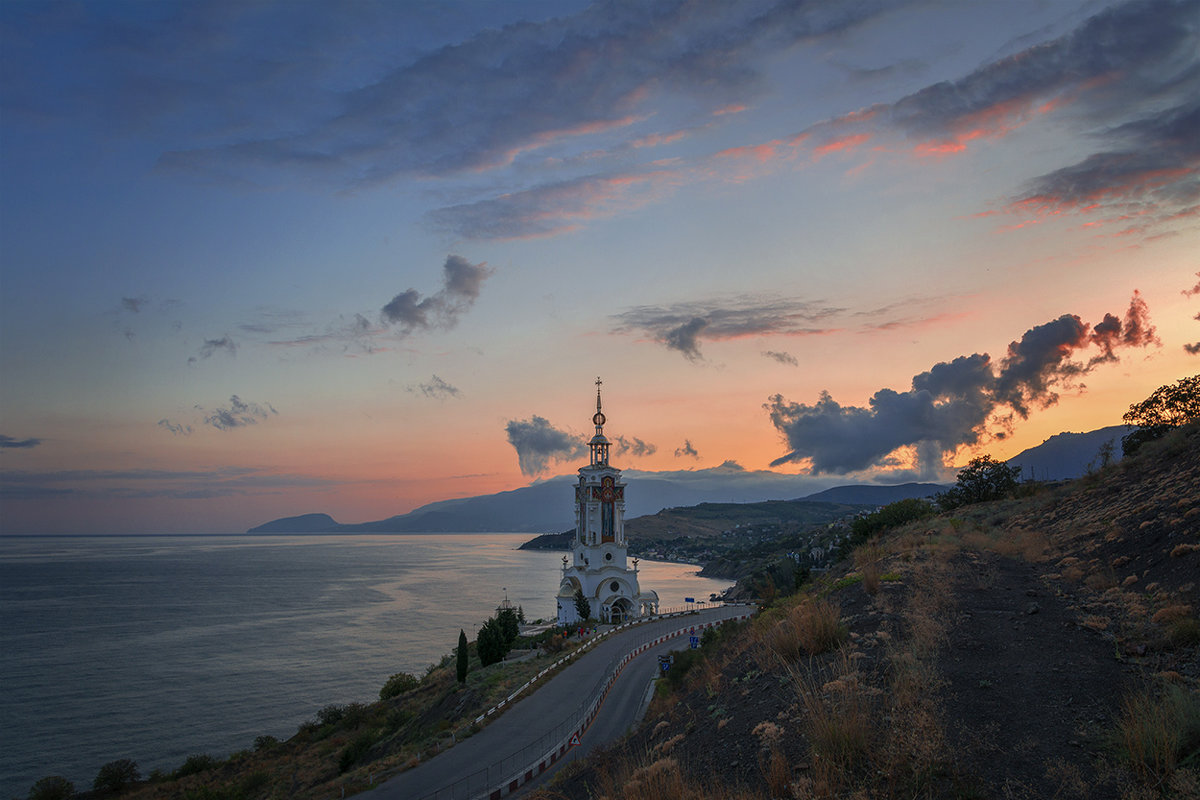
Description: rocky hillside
535,423,1199,800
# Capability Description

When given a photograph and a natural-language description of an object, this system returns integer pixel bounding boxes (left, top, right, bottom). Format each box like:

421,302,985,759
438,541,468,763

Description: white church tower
556,379,659,625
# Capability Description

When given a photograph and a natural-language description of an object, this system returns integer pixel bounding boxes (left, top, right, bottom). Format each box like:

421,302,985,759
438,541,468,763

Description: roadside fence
415,605,755,800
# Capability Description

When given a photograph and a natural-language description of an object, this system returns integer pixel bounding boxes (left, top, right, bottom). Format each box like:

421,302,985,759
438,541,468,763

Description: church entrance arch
609,597,633,623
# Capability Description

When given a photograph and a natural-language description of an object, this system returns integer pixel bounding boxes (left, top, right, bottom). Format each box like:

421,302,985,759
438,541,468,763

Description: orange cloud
813,133,871,158
632,129,689,148
484,115,644,171
913,93,1069,158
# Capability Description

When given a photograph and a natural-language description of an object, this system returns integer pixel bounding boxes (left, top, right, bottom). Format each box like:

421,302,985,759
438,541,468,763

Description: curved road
364,606,749,800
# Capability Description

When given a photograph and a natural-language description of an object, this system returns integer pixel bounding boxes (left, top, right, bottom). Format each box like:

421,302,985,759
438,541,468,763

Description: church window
605,552,612,561
610,581,620,593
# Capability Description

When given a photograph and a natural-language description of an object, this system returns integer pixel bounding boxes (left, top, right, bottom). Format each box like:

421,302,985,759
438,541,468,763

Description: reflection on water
0,534,731,794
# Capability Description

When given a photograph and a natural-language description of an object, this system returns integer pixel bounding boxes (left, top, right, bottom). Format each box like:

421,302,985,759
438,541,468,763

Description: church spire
589,376,609,466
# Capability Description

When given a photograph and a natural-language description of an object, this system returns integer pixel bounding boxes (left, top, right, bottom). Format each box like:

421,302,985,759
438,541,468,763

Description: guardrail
415,605,755,800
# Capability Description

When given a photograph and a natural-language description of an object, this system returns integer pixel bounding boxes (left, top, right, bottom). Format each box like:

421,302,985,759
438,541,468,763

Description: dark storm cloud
382,255,493,333
505,415,586,476
141,0,904,186
410,375,461,400
203,395,277,431
0,434,42,449
613,296,841,361
767,295,1158,475
764,350,799,366
674,439,700,459
613,435,657,458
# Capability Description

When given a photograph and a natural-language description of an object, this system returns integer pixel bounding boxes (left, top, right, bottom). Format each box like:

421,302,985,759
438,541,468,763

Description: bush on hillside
1122,374,1200,456
173,754,218,779
851,498,935,539
380,671,420,700
93,758,140,792
27,776,74,800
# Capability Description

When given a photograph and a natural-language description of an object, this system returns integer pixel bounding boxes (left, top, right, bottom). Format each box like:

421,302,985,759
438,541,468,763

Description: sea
0,533,731,796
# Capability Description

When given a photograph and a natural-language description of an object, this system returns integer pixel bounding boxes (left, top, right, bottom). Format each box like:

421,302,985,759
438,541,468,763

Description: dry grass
764,599,845,664
589,755,760,800
791,652,874,796
1116,683,1200,783
854,543,882,595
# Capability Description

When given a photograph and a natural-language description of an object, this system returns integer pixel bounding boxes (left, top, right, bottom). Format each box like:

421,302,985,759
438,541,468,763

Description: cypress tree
456,628,469,683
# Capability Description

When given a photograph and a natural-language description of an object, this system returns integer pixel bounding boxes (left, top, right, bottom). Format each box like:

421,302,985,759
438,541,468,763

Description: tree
937,455,1021,511
573,588,591,622
1122,374,1200,456
94,758,140,793
497,606,520,645
476,618,509,666
27,776,74,800
456,628,469,683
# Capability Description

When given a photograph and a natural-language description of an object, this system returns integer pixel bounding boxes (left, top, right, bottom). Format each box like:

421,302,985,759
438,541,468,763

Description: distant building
556,379,659,625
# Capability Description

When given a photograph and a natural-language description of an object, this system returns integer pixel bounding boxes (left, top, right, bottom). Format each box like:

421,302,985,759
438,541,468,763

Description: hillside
536,423,1200,800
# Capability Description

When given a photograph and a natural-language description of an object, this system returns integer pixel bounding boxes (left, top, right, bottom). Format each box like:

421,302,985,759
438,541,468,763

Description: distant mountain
800,483,946,505
1006,425,1129,481
245,461,847,534
247,427,1128,534
247,513,339,533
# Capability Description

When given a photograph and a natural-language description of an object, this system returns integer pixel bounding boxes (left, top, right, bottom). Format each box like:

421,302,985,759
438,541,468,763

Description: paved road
512,634,696,796
363,606,749,800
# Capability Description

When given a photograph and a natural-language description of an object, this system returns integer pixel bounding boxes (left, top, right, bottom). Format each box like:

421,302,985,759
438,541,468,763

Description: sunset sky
1,0,1197,534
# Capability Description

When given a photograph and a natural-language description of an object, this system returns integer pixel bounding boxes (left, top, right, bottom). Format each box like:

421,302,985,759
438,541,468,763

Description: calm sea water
0,534,730,795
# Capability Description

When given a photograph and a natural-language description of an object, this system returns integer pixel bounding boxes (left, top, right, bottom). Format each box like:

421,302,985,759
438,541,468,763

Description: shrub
794,599,846,655
1168,617,1200,648
174,754,218,779
27,776,74,800
851,498,936,539
339,731,377,773
1116,683,1200,781
316,704,345,726
380,671,420,700
252,734,278,752
855,543,882,595
93,758,140,792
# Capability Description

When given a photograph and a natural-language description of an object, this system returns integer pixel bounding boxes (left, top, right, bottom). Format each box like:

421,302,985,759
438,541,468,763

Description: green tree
93,758,140,793
27,776,74,800
936,455,1021,511
456,628,469,683
1122,374,1200,456
497,606,520,645
573,588,591,622
476,617,509,666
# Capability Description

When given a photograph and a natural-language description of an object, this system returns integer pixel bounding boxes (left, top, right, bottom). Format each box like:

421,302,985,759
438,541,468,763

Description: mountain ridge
246,426,1122,533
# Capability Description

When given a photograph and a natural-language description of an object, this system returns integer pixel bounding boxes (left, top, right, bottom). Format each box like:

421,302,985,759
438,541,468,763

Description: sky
1,0,1197,535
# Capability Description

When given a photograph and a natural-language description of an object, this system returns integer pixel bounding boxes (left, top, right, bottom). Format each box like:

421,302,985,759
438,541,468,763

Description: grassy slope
535,424,1200,800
